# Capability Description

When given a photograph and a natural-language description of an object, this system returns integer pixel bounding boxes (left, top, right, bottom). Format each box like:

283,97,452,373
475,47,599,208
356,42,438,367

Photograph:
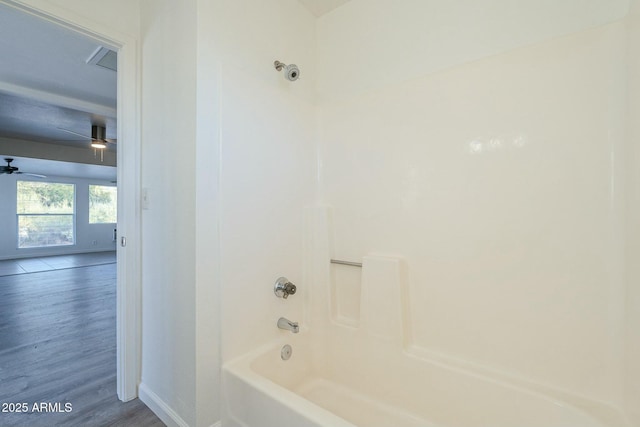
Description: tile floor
0,251,116,276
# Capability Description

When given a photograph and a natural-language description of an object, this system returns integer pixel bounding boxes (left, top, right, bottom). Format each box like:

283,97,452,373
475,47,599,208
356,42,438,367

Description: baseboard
139,382,190,427
210,422,222,427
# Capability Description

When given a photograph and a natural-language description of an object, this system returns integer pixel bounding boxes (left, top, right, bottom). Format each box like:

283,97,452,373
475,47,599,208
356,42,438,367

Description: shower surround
213,0,640,426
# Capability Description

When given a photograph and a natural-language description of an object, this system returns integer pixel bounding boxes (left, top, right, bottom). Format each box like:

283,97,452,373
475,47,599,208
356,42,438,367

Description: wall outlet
92,240,98,246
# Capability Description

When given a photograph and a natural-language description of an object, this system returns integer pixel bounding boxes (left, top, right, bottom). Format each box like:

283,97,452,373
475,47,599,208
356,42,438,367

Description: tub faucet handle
274,277,297,299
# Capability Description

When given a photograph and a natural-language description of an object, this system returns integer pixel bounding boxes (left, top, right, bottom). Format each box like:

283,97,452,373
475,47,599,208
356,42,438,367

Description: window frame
88,184,118,224
16,180,77,249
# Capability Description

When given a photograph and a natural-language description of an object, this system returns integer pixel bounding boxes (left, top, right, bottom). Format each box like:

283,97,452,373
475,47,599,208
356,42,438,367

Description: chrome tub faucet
277,317,299,333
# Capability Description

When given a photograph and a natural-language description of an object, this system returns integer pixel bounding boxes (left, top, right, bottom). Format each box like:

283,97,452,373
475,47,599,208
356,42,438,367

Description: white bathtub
222,332,630,427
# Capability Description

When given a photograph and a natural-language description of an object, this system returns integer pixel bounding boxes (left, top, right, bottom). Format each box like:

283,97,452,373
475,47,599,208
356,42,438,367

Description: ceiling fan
1,158,47,178
57,125,117,149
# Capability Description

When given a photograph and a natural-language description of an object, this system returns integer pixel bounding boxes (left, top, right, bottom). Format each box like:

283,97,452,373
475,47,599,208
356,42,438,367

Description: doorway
0,0,140,402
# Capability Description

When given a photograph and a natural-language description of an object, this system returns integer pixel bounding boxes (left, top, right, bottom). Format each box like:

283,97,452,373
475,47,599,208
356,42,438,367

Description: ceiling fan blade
57,127,116,144
57,127,97,140
16,172,47,179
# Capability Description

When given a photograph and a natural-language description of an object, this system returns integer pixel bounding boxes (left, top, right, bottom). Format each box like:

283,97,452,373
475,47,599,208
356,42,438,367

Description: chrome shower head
274,60,300,81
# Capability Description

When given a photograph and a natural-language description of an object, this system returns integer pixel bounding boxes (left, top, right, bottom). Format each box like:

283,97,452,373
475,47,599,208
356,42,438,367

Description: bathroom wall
316,0,630,104
194,1,221,426
139,0,197,425
625,0,640,423
204,0,317,369
317,0,629,408
139,0,317,422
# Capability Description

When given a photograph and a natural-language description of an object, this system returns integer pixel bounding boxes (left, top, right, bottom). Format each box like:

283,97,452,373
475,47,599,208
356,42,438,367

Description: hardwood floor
0,251,117,276
0,262,164,426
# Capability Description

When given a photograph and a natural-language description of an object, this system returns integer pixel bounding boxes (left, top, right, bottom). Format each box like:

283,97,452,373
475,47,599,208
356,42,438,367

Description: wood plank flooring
0,252,117,277
0,262,164,426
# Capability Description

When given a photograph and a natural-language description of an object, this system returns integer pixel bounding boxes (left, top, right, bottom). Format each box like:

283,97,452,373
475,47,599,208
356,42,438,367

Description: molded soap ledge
329,261,362,327
361,255,410,345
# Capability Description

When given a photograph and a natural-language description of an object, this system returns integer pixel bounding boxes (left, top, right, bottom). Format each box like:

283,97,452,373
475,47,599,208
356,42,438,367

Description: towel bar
330,259,362,268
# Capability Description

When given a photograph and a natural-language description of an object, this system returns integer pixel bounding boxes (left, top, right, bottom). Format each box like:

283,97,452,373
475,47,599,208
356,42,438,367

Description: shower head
274,60,300,81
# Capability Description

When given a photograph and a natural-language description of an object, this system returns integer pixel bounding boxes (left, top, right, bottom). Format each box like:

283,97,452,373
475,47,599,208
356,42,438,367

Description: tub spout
277,317,299,333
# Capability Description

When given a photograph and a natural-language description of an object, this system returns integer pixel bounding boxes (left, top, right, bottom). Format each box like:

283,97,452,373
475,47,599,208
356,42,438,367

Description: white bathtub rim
329,322,630,425
224,355,356,427
403,344,631,427
250,334,624,424
224,335,631,427
329,323,630,426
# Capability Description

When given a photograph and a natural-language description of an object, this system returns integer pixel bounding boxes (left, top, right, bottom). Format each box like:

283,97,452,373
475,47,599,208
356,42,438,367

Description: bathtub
222,331,630,427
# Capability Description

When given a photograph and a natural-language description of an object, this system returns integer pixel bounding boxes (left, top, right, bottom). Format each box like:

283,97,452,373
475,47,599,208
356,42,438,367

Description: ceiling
0,2,117,178
0,92,117,147
297,0,352,16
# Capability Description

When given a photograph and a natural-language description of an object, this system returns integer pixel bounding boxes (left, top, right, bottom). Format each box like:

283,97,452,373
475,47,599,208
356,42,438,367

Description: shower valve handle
274,277,297,299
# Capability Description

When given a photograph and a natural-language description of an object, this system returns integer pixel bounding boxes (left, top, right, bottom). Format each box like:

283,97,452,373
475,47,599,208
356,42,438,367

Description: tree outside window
89,185,117,224
17,181,75,248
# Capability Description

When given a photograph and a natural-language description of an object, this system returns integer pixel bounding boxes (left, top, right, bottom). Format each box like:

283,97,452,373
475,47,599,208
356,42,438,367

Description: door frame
0,0,142,401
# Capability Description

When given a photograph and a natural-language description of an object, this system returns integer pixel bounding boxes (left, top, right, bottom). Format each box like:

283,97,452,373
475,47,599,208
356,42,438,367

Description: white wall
625,0,640,423
138,0,316,423
317,0,629,409
0,173,116,259
206,0,317,366
191,2,317,425
174,0,317,423
194,1,221,425
139,0,198,425
317,0,630,103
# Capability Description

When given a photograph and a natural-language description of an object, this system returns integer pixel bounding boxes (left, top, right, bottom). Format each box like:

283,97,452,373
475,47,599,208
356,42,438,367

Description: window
17,181,75,248
89,185,117,224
